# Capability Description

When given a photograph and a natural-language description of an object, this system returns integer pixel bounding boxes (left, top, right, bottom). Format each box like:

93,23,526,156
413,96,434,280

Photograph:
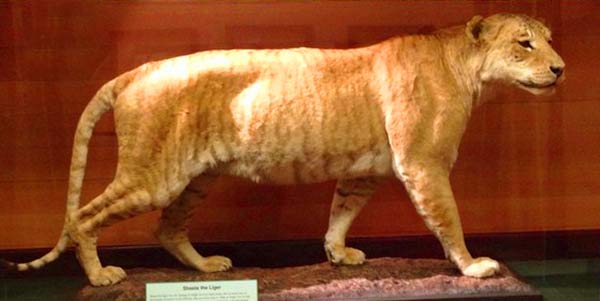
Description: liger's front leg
397,162,500,277
324,177,379,265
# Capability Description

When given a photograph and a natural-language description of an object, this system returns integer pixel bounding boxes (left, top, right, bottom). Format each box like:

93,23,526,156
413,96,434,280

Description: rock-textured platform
76,257,541,301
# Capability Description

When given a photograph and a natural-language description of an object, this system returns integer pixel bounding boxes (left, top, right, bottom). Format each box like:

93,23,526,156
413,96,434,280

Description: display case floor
75,257,540,301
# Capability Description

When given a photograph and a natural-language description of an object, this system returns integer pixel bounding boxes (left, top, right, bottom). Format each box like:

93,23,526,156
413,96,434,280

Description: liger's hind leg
325,177,379,265
156,176,232,273
72,188,155,286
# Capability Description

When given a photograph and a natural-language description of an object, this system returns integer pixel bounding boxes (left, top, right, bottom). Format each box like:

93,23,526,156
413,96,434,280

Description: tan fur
5,14,564,286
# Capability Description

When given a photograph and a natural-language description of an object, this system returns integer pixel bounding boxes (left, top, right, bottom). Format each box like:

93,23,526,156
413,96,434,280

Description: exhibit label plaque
146,279,258,301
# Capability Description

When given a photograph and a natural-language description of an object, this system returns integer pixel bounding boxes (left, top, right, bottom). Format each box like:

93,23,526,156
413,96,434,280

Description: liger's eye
518,40,534,49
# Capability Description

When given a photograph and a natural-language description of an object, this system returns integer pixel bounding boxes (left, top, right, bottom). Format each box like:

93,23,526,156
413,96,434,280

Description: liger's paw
197,256,233,272
461,257,500,278
326,244,366,265
89,265,127,286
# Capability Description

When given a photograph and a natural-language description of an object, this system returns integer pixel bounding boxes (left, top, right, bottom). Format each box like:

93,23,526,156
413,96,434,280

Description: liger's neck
435,25,487,105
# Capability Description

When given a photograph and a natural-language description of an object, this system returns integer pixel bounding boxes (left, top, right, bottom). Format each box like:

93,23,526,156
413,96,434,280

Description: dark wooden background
1,0,599,250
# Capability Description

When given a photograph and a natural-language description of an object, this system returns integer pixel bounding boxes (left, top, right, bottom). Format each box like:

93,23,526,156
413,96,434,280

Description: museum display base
75,257,541,301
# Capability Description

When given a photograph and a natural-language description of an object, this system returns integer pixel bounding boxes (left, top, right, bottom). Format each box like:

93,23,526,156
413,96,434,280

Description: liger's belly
217,146,393,185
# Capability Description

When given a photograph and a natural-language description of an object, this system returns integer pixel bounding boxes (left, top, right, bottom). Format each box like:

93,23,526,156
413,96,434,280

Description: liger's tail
1,79,117,272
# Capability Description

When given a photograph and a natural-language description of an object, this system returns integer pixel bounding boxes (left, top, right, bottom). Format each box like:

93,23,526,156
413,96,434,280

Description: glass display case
0,1,598,300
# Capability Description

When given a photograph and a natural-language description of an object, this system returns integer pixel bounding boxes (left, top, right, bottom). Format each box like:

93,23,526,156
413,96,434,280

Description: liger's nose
550,66,564,78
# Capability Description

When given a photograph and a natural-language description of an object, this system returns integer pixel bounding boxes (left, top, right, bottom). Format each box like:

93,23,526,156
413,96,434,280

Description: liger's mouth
517,80,556,89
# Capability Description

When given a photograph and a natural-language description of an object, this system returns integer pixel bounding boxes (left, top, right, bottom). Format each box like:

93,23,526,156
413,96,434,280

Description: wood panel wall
1,0,599,250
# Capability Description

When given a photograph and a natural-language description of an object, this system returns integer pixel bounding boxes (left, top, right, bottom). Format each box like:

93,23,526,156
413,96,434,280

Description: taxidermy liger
1,13,564,286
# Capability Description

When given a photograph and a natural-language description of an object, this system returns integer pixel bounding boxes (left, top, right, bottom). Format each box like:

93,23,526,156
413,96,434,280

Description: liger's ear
535,16,547,26
466,15,485,42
